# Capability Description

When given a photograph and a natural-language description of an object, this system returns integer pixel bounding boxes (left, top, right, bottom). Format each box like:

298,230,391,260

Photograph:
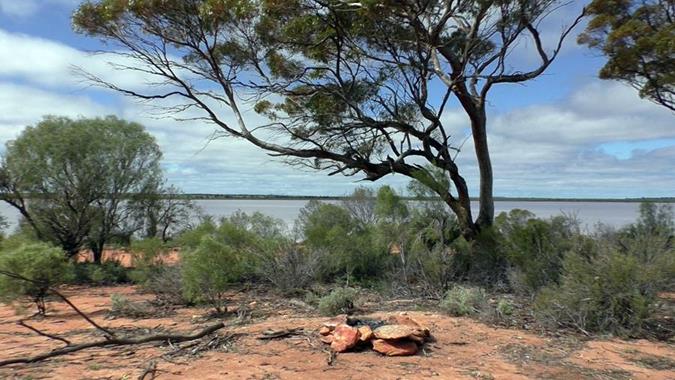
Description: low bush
142,265,189,306
497,210,585,293
109,293,152,318
70,261,130,285
0,242,71,315
534,248,668,335
439,285,487,316
181,236,244,314
318,287,357,316
257,245,321,293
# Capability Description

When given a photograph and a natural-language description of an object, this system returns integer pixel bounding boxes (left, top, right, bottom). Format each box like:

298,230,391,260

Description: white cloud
0,29,162,90
0,0,77,17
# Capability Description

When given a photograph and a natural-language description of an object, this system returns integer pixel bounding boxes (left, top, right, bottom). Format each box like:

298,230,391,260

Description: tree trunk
91,243,104,264
471,111,494,230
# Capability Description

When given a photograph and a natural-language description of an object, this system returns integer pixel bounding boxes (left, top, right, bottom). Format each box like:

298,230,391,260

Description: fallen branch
18,319,71,346
256,328,304,340
0,270,114,338
0,322,225,367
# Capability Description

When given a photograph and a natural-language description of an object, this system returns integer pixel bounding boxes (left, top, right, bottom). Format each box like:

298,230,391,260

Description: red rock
330,324,360,352
322,314,348,329
320,334,334,344
319,326,332,335
387,315,430,337
373,325,427,343
358,325,373,342
372,339,418,356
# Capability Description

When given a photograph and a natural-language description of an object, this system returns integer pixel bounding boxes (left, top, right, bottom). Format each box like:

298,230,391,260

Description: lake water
0,199,647,233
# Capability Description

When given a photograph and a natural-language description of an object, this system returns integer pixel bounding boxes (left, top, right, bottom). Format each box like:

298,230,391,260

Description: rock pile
319,314,431,356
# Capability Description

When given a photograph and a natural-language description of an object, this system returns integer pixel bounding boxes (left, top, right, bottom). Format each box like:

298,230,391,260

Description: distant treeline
4,192,674,203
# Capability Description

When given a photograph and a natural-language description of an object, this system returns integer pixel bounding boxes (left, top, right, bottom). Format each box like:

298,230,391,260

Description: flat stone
373,324,427,343
330,324,360,352
319,326,332,335
386,315,430,337
372,339,418,356
322,314,348,329
358,325,373,342
320,334,334,344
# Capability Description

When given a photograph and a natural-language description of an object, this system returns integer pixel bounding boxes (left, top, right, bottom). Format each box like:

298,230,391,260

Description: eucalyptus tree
579,0,675,111
0,116,163,262
73,0,584,238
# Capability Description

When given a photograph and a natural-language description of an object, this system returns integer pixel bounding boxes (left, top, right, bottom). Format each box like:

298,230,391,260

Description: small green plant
496,298,514,317
440,285,487,316
0,242,71,315
318,287,357,316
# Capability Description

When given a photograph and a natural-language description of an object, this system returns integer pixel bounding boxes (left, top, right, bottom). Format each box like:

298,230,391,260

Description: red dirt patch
0,285,673,379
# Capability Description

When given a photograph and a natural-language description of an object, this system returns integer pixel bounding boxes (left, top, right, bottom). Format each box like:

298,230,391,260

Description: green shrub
70,261,130,285
497,210,584,292
128,237,167,284
496,298,515,318
0,242,71,315
298,201,389,282
318,287,357,316
535,250,658,335
439,285,487,316
181,236,244,314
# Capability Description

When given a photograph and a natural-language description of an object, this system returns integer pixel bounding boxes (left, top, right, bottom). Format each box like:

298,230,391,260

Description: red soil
0,286,673,379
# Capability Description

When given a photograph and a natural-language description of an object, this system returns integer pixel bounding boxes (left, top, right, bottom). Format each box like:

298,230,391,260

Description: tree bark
471,111,494,230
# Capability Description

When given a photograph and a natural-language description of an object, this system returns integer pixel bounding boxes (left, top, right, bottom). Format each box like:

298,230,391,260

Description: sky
0,1,673,198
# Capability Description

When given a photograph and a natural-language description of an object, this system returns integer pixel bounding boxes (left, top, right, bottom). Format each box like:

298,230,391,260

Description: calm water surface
0,199,645,233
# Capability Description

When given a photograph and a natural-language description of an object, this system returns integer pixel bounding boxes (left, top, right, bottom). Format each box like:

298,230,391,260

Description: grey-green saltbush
439,285,487,316
318,287,357,316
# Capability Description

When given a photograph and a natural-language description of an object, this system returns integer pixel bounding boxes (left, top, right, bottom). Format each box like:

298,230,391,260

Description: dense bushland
0,184,672,336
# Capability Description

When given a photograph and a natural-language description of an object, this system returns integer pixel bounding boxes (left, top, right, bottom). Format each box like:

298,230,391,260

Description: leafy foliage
181,237,244,314
72,0,585,235
579,0,675,110
318,287,357,316
439,285,487,317
0,116,163,262
0,242,71,315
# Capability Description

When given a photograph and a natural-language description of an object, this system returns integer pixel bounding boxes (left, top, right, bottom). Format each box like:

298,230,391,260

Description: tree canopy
579,0,675,111
72,0,584,237
0,116,163,262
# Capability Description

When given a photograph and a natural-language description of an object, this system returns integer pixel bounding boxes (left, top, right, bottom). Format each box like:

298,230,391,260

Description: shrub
71,261,130,285
496,298,515,318
318,287,357,316
0,242,71,315
181,236,244,314
534,249,661,335
128,237,167,284
109,293,152,318
298,201,389,282
142,265,189,306
257,245,321,293
497,211,584,292
439,285,487,316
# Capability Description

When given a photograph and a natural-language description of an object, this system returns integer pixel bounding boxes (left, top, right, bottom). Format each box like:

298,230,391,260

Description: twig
17,319,71,346
138,360,158,380
256,328,304,340
0,322,225,367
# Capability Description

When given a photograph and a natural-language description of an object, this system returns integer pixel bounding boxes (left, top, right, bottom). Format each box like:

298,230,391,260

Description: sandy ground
0,285,673,380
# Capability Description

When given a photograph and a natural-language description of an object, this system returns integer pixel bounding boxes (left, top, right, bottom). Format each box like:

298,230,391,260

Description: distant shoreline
178,194,675,203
